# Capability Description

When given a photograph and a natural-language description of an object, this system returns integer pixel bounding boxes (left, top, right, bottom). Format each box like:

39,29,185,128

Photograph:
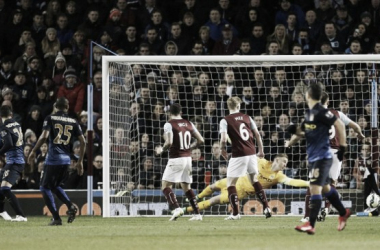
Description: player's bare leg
248,173,271,218
225,177,240,220
162,181,183,221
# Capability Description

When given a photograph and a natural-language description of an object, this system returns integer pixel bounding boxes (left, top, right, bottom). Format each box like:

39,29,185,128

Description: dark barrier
5,189,363,216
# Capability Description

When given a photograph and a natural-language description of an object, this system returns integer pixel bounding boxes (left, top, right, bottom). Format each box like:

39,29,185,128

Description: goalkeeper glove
286,124,297,134
336,146,347,161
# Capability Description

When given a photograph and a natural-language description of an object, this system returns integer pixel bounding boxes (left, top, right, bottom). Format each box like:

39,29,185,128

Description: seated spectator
357,115,371,138
249,23,266,55
275,113,292,141
144,27,164,55
56,13,74,45
57,67,85,118
92,154,103,189
317,22,345,53
52,52,67,86
30,10,46,47
254,115,269,141
346,22,373,54
204,8,237,42
26,56,43,88
213,162,227,182
78,8,103,41
45,0,62,27
24,129,37,146
71,29,86,60
12,27,35,58
162,41,178,55
64,154,85,189
144,9,170,42
13,42,37,72
34,86,54,118
135,42,154,55
118,25,140,55
264,40,281,55
240,86,259,117
331,6,353,40
264,131,285,161
275,0,304,29
285,12,299,42
303,9,323,43
352,144,375,190
181,12,199,41
104,8,124,45
168,22,191,55
139,133,154,158
11,70,35,120
234,39,254,55
212,24,240,55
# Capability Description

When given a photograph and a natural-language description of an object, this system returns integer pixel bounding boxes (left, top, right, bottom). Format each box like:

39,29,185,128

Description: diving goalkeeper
181,154,309,214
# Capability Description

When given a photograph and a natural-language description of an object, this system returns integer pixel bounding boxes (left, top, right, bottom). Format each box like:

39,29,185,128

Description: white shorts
227,155,258,178
329,148,342,181
162,157,192,183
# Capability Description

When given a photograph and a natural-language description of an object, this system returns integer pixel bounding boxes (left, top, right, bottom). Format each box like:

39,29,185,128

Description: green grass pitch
1,216,379,250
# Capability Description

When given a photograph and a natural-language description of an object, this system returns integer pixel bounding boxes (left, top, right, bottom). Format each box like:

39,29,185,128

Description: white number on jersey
178,131,191,149
239,124,249,141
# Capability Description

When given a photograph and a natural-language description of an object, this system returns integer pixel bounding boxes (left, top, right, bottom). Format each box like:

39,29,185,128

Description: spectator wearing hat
212,23,240,55
26,55,43,87
331,5,353,41
30,10,46,47
1,88,17,106
13,42,37,72
57,67,85,118
204,8,237,41
0,56,14,88
41,27,60,68
78,110,88,132
11,70,36,120
104,8,124,45
52,52,67,86
24,129,37,146
23,105,43,138
56,13,74,45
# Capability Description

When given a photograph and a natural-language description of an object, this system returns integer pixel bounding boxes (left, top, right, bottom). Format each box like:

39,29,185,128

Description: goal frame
102,54,379,217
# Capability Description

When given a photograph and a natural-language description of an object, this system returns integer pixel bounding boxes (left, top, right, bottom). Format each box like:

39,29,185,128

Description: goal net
102,55,379,217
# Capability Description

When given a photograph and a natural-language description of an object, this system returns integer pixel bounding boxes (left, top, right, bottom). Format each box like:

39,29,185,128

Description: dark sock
304,188,311,218
163,187,179,209
1,187,25,217
185,189,200,214
324,187,346,216
324,184,335,211
40,186,60,220
0,190,5,212
52,186,72,208
309,194,322,228
227,186,239,216
253,182,269,208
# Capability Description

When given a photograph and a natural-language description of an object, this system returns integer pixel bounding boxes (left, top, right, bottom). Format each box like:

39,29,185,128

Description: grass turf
0,216,378,250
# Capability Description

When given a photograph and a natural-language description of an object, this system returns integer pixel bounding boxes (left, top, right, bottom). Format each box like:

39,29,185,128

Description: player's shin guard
324,188,346,216
185,189,200,214
52,186,72,208
304,188,311,218
198,185,213,199
40,186,60,220
227,186,239,216
1,186,25,217
253,182,269,208
163,187,179,209
309,195,322,228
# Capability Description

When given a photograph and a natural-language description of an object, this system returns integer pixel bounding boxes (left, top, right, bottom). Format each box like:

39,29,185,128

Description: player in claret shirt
286,84,350,235
219,96,270,220
157,103,205,221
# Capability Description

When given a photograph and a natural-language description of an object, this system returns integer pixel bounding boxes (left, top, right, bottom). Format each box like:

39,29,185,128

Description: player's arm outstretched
338,111,365,140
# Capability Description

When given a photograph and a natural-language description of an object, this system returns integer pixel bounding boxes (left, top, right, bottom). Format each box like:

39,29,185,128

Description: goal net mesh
103,56,379,217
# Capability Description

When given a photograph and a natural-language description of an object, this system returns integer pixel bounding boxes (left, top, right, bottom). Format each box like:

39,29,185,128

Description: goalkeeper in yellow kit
181,154,309,214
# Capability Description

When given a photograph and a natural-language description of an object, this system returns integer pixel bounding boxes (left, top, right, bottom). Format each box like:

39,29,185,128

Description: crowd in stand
0,0,379,191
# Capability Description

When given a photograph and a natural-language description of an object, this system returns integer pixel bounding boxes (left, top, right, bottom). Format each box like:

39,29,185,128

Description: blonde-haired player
220,96,268,220
180,154,309,214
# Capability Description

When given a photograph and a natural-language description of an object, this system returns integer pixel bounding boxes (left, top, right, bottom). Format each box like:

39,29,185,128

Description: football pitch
1,216,379,250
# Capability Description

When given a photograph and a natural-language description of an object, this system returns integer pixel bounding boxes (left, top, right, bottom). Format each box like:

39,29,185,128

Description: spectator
114,0,136,30
78,8,102,41
190,40,206,55
240,86,259,117
212,23,240,55
202,100,219,145
138,157,160,189
56,13,73,45
234,39,254,55
45,0,61,27
168,22,190,55
135,43,153,55
317,22,346,53
264,131,284,161
144,27,164,54
163,41,178,55
0,56,14,88
265,85,287,116
264,40,281,55
70,30,86,60
205,141,226,175
144,9,170,42
346,22,373,54
34,85,54,117
22,105,43,138
315,0,335,23
24,129,37,146
13,42,37,72
65,1,82,31
136,0,159,32
4,9,25,54
249,23,266,55
331,5,353,40
286,12,299,42
204,8,236,41
64,154,85,189
303,9,323,42
12,27,35,58
26,55,43,88
191,147,206,191
267,24,290,54
253,115,269,141
198,26,214,55
11,70,35,120
41,28,60,68
236,7,260,38
275,0,304,29
181,12,199,41
119,25,140,55
92,154,103,189
52,52,67,86
57,67,85,118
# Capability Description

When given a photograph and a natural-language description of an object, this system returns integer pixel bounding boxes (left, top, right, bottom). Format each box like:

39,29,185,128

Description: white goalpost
102,55,379,217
